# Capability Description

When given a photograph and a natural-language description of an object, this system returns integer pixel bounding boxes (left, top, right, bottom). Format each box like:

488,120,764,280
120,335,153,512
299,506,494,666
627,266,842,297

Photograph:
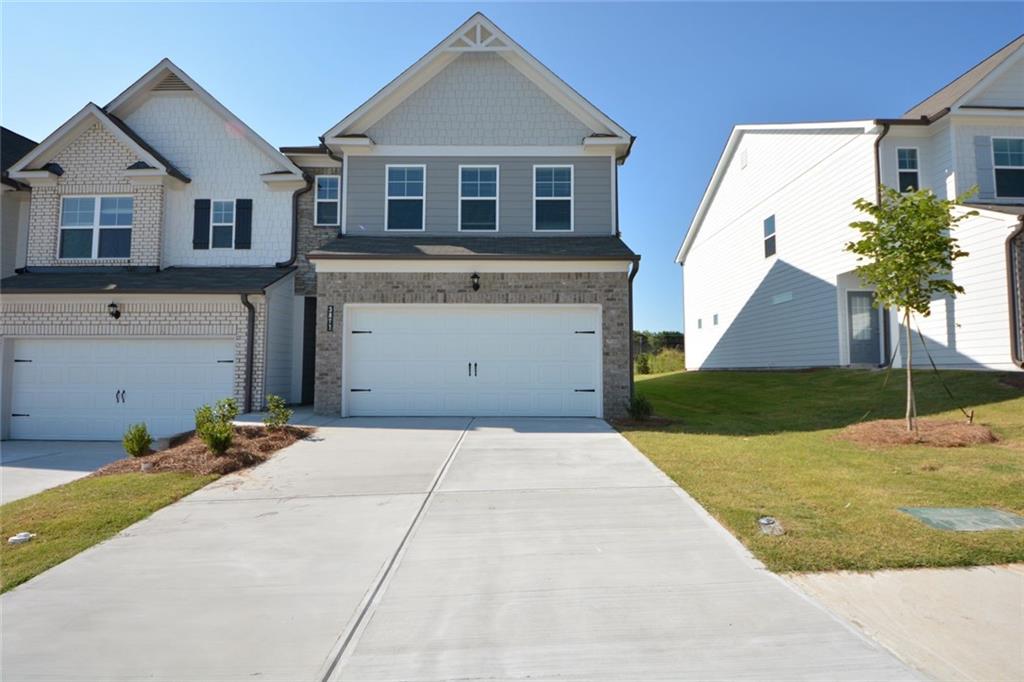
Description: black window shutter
235,199,253,250
193,199,210,249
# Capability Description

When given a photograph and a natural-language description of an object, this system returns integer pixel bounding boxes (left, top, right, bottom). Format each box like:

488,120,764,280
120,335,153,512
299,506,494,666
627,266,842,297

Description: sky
2,2,1022,332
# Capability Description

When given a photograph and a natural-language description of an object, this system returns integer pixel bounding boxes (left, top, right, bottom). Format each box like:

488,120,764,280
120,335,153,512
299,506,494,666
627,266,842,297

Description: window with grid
386,166,425,231
59,196,133,259
459,166,498,231
534,166,572,231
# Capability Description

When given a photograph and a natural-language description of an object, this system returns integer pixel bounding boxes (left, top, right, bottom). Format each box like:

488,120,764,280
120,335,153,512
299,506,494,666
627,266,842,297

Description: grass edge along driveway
1,472,216,593
618,369,1024,573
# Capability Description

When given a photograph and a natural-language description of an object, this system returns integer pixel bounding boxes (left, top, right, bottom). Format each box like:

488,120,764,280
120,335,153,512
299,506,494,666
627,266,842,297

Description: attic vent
153,72,191,92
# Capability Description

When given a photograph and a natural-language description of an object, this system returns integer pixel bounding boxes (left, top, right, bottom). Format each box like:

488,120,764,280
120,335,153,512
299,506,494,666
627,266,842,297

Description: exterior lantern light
471,272,480,292
108,302,121,319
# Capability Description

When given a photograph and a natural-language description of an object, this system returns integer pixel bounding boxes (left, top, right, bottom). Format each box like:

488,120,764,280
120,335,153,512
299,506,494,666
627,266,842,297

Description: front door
847,291,881,365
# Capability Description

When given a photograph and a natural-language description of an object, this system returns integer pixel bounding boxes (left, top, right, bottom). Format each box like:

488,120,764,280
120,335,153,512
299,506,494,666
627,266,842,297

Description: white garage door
345,305,602,417
9,338,236,441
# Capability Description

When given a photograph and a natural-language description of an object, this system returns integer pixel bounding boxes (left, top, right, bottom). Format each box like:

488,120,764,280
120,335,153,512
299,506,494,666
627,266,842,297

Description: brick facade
294,166,342,296
26,122,163,268
0,297,267,408
313,271,631,418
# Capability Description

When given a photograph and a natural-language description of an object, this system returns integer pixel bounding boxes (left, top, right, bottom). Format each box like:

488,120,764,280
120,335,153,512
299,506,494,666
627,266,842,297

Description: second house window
315,175,340,226
386,165,425,231
897,148,920,192
459,166,498,231
59,196,133,259
211,200,235,248
534,165,573,231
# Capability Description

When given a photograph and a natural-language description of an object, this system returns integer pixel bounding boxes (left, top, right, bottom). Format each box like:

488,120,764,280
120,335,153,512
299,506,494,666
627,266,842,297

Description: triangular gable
323,13,632,153
106,58,303,177
958,45,1024,110
8,102,189,183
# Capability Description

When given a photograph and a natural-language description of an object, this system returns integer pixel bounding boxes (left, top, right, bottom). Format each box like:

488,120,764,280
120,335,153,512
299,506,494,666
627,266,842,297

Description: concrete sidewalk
1,441,125,503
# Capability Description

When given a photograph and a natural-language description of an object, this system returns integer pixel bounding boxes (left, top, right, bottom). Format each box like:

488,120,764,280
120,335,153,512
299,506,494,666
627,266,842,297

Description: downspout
275,172,313,268
628,256,641,401
240,293,256,413
873,121,893,365
1008,217,1024,368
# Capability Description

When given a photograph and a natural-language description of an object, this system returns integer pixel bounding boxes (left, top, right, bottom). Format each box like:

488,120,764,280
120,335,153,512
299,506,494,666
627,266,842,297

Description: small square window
763,215,776,258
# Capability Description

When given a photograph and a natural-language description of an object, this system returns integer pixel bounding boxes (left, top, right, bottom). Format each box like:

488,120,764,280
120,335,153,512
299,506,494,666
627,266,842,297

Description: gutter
240,293,256,413
1007,216,1024,369
275,172,313,268
628,256,641,403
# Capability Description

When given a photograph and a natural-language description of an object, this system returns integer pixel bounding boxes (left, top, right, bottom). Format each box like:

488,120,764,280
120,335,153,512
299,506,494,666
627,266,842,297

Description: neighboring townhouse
1,127,37,278
282,13,638,419
677,35,1024,373
0,60,308,440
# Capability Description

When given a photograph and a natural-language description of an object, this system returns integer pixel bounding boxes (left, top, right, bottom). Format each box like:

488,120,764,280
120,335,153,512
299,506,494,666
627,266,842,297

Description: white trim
609,155,617,235
896,146,921,192
314,175,341,227
335,144,611,157
992,136,1024,200
57,195,134,261
532,164,574,232
210,199,236,249
457,164,499,232
310,259,630,274
339,302,604,419
384,163,426,232
341,155,350,235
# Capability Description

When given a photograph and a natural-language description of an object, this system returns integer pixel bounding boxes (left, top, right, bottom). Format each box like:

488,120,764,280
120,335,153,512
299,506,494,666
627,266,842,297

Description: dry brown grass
836,418,997,448
94,425,313,477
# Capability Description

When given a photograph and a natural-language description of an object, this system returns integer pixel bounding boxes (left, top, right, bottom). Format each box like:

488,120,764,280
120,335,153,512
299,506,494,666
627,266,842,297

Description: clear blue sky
3,2,1021,331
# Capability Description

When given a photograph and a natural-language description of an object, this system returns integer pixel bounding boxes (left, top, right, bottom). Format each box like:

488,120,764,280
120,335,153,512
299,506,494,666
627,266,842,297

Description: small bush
635,353,652,375
194,397,238,455
649,348,686,374
264,394,292,431
627,393,654,421
122,423,152,457
199,420,234,455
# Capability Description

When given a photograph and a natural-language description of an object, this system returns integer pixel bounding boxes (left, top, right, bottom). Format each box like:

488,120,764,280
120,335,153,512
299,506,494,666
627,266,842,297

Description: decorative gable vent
152,72,192,92
447,22,508,51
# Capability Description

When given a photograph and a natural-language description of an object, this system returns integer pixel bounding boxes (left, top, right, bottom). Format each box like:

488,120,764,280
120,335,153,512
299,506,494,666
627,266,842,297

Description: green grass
0,472,216,593
636,348,686,375
619,369,1024,572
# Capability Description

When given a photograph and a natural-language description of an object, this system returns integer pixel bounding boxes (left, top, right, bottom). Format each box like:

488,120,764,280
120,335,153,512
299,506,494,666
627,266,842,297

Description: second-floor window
315,175,340,226
993,138,1024,198
211,200,235,248
59,196,133,259
897,148,920,192
386,165,425,231
534,165,573,231
763,215,776,258
459,166,498,231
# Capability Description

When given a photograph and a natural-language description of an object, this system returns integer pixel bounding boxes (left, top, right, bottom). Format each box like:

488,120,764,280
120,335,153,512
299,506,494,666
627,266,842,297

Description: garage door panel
346,305,601,418
10,338,235,441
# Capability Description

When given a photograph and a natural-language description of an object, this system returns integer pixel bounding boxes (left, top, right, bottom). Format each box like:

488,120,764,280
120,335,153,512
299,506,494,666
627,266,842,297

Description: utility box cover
900,507,1024,532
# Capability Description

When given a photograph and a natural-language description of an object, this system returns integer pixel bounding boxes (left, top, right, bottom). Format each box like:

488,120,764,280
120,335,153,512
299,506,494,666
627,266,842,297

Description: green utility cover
900,507,1024,532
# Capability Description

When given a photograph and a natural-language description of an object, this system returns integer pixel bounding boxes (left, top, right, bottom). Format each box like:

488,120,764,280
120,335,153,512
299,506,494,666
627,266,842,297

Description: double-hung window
211,200,235,248
993,138,1024,198
459,166,498,231
315,175,340,226
897,148,920,192
59,196,133,259
386,165,425,231
534,165,573,231
763,215,776,258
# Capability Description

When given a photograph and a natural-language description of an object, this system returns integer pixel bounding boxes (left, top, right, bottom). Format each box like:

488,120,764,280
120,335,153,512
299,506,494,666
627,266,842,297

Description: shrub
635,353,652,375
627,393,653,421
649,348,686,374
194,397,238,455
122,423,153,457
264,394,292,431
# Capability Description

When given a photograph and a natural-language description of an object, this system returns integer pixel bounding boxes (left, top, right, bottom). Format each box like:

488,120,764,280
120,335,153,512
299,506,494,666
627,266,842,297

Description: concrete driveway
1,418,916,681
1,441,125,503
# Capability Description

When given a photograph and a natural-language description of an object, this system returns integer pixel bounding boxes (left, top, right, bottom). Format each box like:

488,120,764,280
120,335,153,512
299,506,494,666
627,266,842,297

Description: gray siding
346,156,613,236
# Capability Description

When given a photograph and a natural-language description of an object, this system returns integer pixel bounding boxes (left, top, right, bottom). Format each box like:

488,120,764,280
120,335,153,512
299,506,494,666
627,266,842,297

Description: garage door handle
468,362,472,376
574,389,595,393
473,362,477,377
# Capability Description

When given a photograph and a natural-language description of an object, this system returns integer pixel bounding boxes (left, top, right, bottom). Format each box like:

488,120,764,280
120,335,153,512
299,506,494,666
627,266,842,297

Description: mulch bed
94,425,314,477
837,418,997,448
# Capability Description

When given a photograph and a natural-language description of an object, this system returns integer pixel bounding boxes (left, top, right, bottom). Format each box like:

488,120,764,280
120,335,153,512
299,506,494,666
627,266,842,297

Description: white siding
263,275,295,402
683,128,878,369
965,56,1024,108
1,190,30,278
952,118,1024,197
122,94,293,267
880,121,955,199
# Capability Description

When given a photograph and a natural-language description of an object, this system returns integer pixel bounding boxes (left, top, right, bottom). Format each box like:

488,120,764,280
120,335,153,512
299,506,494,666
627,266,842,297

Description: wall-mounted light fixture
107,302,121,320
471,272,480,292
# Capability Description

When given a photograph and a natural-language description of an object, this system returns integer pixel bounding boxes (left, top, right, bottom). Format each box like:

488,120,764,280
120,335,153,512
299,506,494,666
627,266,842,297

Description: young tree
846,186,975,431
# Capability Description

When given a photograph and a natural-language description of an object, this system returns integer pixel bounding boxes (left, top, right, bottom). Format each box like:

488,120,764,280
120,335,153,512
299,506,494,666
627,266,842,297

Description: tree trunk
905,308,915,432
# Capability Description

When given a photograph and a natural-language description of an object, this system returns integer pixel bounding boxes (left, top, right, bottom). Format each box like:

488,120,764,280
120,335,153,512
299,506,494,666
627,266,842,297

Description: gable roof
8,102,190,183
1,127,37,189
322,13,633,158
903,33,1024,119
105,58,304,177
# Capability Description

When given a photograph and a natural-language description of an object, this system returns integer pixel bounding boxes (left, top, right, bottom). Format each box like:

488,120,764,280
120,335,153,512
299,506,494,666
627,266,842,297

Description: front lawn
1,472,215,593
619,369,1024,572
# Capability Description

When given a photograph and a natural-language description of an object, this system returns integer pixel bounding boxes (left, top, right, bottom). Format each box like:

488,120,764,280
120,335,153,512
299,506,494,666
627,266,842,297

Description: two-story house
0,60,308,440
676,35,1024,373
0,13,638,440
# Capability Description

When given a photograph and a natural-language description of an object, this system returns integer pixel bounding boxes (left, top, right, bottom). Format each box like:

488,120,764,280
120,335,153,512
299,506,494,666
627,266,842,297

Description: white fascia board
310,258,631,273
283,152,340,169
335,144,610,157
675,119,878,264
261,173,309,191
106,58,304,178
